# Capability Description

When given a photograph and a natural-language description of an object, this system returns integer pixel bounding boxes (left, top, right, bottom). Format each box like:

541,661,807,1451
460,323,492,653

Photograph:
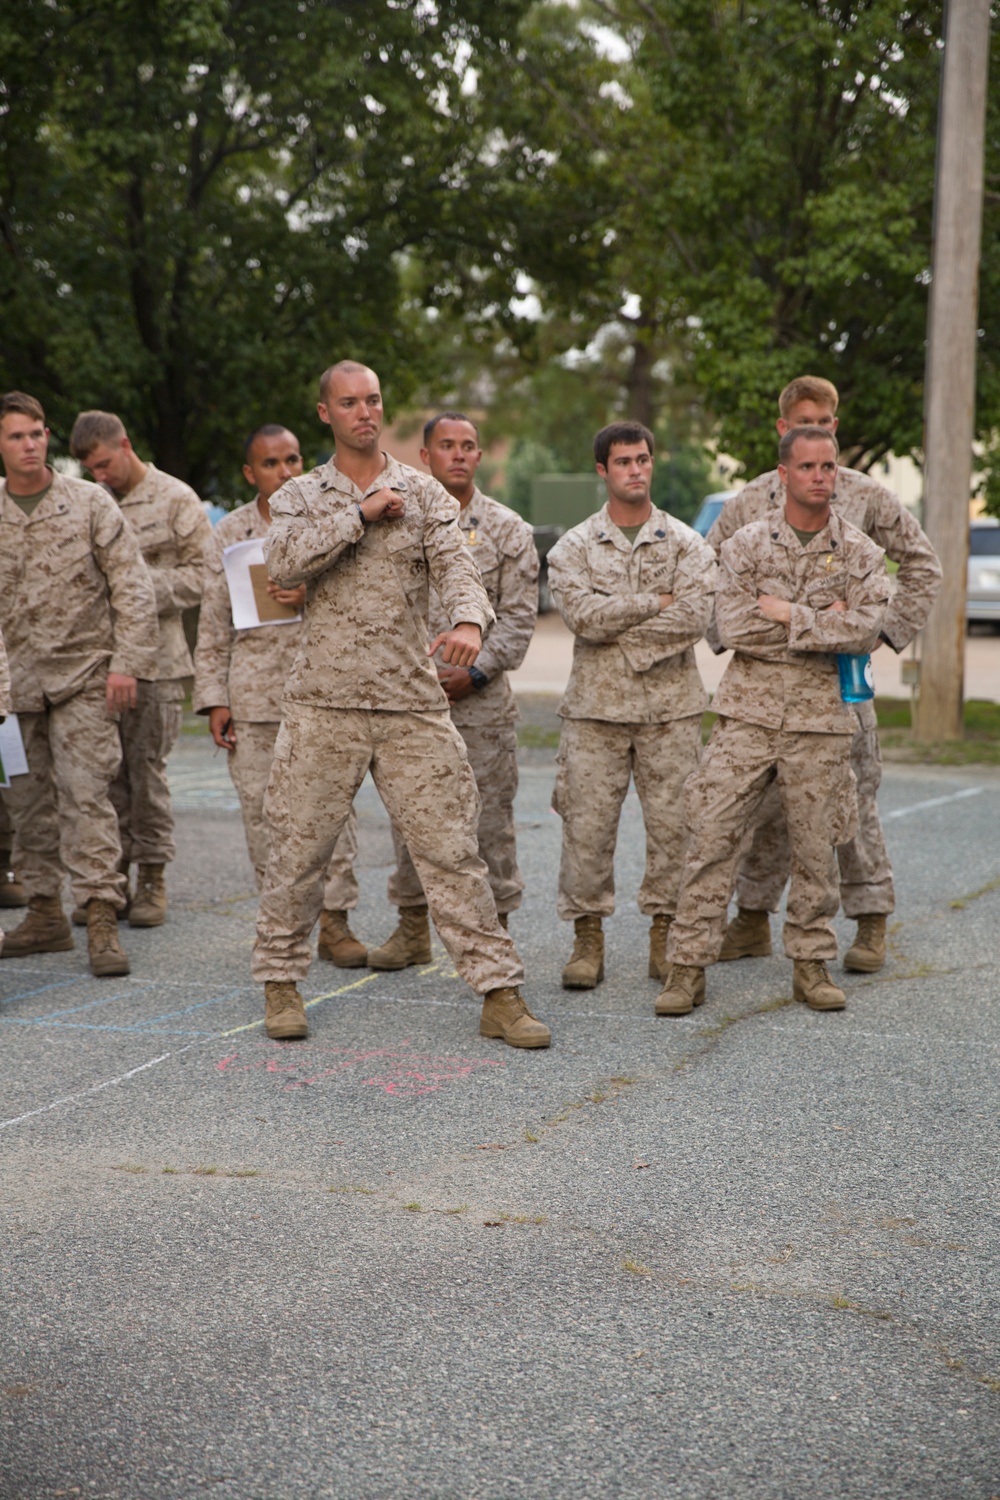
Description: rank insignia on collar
825,554,835,570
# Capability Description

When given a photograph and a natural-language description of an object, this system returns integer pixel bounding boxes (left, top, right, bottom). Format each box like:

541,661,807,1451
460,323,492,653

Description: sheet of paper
222,539,302,630
0,714,29,789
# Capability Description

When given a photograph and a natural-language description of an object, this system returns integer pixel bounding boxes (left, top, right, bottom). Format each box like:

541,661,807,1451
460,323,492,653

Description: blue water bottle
837,653,874,704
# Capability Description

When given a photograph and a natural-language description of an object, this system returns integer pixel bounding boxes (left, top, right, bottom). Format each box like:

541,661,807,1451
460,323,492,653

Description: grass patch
327,1184,376,1196
703,696,1000,763
112,1162,146,1175
517,724,561,750
951,875,1000,910
623,1260,651,1276
875,696,1000,764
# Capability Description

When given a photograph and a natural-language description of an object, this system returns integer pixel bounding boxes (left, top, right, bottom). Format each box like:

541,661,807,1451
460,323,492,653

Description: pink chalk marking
215,1043,504,1096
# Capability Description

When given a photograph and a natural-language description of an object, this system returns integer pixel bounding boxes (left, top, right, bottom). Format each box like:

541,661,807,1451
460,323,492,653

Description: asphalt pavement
1,725,998,1499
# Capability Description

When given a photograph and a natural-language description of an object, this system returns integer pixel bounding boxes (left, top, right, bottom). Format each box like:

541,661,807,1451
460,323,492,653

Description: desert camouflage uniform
547,504,716,920
193,496,359,904
387,488,538,915
667,511,890,967
251,453,525,998
0,473,158,909
109,465,211,864
707,466,941,917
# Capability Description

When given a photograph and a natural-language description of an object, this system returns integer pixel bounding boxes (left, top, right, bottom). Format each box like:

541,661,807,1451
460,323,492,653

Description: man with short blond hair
70,409,212,927
193,423,364,966
251,362,549,1049
0,392,158,977
659,426,891,1016
707,376,941,973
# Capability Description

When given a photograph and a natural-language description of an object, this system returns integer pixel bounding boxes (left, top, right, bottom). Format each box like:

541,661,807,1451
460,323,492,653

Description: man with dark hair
547,420,716,990
707,376,941,973
658,427,890,1016
193,425,364,966
70,409,212,928
368,411,537,968
251,362,550,1049
592,420,655,470
0,392,158,976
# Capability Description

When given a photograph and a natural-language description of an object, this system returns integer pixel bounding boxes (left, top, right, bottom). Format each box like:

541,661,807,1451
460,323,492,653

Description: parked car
968,517,1000,626
690,489,737,537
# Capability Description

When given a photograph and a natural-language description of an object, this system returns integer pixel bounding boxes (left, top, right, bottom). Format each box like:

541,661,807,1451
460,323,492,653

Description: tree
0,0,529,495
457,0,1000,479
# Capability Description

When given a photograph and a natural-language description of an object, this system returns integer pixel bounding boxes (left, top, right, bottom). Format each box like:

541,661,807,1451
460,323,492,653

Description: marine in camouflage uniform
659,427,890,1017
373,412,538,970
706,379,940,972
193,424,361,965
252,362,549,1049
547,421,717,990
0,392,158,977
70,412,213,927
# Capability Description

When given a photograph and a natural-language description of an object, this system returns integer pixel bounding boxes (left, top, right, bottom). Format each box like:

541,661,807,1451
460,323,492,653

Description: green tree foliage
470,1,1000,479
0,0,528,494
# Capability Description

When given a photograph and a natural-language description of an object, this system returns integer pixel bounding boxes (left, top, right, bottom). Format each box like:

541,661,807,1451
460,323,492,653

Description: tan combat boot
87,898,130,977
480,986,551,1049
718,908,772,961
655,963,706,1016
793,959,846,1011
0,852,28,909
367,904,432,970
561,914,604,989
843,915,887,974
648,913,673,981
1,895,74,957
317,909,367,967
264,981,309,1040
128,864,167,928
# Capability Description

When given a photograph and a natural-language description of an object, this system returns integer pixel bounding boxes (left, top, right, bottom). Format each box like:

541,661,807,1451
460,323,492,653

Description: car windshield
969,527,1000,557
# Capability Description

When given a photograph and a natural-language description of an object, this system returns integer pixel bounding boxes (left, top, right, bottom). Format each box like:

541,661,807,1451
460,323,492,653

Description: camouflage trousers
667,719,857,966
252,704,523,995
552,716,703,921
109,680,183,865
733,703,894,918
387,723,522,914
3,682,128,909
0,793,15,856
228,719,359,909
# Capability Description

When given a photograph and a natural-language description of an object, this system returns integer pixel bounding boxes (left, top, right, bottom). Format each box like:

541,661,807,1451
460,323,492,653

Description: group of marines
0,367,940,1052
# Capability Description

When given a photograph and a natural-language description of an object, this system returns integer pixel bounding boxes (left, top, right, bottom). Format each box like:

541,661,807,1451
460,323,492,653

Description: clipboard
222,539,302,630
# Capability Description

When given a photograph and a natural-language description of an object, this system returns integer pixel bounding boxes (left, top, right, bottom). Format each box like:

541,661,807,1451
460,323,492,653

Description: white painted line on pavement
884,786,984,820
0,1044,202,1133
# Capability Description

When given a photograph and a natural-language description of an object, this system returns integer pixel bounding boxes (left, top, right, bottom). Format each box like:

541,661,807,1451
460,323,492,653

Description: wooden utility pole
913,0,992,742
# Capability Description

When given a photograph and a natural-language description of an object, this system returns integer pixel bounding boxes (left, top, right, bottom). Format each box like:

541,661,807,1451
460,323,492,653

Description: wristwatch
467,665,489,691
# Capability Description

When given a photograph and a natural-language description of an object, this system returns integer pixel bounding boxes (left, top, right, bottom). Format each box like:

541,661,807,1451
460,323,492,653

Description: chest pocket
588,545,631,594
382,521,426,601
637,543,678,593
38,519,97,587
803,569,848,610
132,516,177,569
465,532,501,604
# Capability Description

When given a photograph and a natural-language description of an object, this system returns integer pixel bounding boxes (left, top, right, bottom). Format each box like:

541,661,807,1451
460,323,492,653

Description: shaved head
319,360,377,404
